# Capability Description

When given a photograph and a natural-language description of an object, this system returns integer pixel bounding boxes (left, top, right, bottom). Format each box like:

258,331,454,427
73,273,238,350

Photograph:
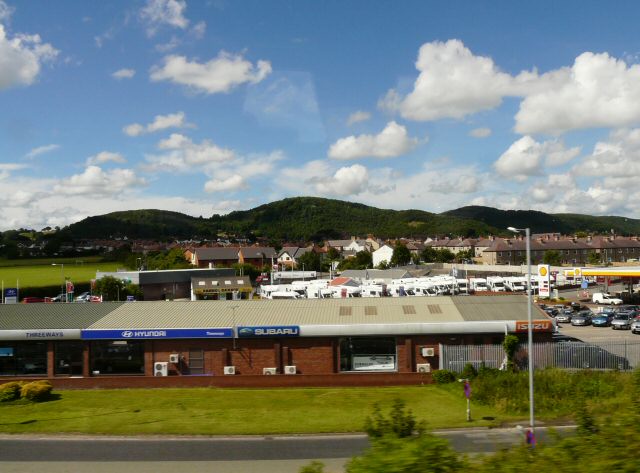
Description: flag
66,281,74,293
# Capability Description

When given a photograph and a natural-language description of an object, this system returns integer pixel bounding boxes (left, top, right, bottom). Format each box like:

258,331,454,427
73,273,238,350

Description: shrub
20,380,53,402
364,399,424,439
432,369,457,384
460,362,478,380
0,381,24,402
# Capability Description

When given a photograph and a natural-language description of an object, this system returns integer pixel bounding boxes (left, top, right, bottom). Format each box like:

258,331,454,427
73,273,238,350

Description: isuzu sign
237,326,300,337
82,328,233,340
515,320,554,332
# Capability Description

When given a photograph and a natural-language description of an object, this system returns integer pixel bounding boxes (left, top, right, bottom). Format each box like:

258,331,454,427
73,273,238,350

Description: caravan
469,277,488,293
486,276,506,292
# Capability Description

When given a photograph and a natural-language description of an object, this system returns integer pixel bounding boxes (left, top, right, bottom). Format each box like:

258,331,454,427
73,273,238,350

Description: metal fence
439,340,640,372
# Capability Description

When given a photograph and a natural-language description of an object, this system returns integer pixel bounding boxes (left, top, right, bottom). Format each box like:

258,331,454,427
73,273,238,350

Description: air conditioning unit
169,353,180,364
223,365,236,375
421,347,435,357
416,363,431,373
154,361,168,376
284,365,297,375
263,367,277,375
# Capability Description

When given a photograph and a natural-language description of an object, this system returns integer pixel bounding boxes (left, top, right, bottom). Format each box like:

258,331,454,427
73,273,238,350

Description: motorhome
469,277,488,293
504,276,527,292
456,279,469,294
486,276,506,292
361,284,387,298
329,286,362,298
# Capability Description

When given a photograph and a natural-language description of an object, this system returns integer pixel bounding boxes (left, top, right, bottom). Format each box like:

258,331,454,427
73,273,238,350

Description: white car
592,292,623,305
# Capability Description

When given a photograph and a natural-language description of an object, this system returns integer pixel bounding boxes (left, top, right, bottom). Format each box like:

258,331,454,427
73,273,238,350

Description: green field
0,385,520,436
0,259,122,289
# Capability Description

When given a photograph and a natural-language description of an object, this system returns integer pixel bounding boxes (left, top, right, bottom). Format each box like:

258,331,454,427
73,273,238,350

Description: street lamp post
507,226,535,441
51,263,64,302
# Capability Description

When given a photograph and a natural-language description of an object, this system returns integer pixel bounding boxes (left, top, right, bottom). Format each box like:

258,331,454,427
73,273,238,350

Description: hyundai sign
82,328,233,340
237,326,300,337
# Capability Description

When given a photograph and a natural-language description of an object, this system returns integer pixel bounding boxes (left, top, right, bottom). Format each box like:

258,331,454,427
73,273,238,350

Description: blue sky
2,0,640,231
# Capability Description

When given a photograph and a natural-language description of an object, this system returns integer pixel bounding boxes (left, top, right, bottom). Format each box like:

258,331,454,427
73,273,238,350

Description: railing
439,340,640,372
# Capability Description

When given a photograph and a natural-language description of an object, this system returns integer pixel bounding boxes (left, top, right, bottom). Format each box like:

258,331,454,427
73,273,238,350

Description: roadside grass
0,262,121,289
0,385,521,436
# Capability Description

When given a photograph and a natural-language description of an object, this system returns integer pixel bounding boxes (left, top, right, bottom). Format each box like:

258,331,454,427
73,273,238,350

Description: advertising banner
352,355,396,371
237,326,300,337
81,328,233,340
3,288,17,304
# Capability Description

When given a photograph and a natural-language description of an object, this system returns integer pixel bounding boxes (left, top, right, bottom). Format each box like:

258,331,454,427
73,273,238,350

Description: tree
420,247,438,263
390,243,411,267
435,249,455,263
326,246,340,262
338,251,372,271
588,252,601,265
297,251,322,272
94,276,142,301
454,249,474,263
543,250,563,266
502,334,520,372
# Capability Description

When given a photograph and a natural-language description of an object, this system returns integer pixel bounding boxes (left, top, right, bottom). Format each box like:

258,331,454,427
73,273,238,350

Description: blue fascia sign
4,288,17,297
237,325,300,337
81,328,233,340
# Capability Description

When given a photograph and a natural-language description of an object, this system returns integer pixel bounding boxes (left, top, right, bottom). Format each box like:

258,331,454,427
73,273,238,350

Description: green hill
63,198,640,242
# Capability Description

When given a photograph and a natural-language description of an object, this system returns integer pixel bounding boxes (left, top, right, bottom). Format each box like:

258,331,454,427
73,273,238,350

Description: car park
571,311,592,326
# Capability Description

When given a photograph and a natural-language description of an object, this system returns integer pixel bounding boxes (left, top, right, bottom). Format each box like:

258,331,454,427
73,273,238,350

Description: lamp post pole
507,226,535,440
231,305,239,350
51,263,64,301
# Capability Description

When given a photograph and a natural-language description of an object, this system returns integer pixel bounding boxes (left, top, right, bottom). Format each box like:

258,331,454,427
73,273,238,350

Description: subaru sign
82,328,233,340
237,326,300,337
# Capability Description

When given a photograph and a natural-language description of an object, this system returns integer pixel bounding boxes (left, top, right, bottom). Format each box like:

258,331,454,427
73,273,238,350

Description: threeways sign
81,328,234,340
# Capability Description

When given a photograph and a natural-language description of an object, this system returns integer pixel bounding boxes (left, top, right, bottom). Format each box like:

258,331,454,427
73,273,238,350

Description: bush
432,369,457,384
20,380,53,402
364,399,424,439
0,381,24,402
460,362,478,380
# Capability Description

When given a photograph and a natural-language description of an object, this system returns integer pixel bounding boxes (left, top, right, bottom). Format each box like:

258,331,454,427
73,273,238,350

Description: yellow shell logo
574,268,581,276
539,266,548,276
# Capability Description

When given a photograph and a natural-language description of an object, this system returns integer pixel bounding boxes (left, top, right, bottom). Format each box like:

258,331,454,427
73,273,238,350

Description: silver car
555,309,573,324
611,312,634,330
631,319,640,334
571,311,592,326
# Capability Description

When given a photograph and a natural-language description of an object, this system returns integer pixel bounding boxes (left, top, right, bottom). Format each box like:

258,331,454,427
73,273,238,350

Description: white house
372,245,394,267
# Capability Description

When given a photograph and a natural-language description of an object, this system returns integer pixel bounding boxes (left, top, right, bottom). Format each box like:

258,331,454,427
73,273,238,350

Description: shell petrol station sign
537,264,551,297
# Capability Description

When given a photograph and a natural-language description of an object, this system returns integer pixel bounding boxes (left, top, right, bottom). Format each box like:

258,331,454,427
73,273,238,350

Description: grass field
0,385,521,436
0,260,122,289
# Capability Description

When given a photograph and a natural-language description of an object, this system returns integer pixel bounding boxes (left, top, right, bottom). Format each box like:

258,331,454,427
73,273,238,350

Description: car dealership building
0,296,553,388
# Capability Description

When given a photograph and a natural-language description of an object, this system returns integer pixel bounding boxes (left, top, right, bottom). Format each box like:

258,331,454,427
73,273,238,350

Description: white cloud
204,174,245,193
140,0,189,36
112,68,135,79
575,128,640,180
150,51,272,94
515,52,640,134
143,133,236,173
347,111,371,126
380,39,517,121
328,121,420,160
190,21,206,39
469,127,491,138
0,24,58,90
124,111,190,136
53,166,145,197
25,144,59,159
315,164,369,196
0,1,14,22
494,136,580,181
86,151,126,166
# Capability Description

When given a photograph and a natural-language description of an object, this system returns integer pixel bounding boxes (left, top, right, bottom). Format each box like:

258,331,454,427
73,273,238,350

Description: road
0,426,572,473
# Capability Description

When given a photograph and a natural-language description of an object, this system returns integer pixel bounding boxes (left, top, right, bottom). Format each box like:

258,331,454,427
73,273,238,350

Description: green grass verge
0,386,521,436
0,257,105,267
0,262,121,289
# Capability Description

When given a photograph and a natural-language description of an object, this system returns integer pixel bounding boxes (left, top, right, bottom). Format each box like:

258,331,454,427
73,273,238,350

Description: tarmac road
0,426,573,473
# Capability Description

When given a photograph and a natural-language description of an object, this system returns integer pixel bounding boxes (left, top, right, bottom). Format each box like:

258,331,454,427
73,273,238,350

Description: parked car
22,297,46,303
592,313,612,327
50,293,67,303
544,307,559,317
611,311,635,330
555,309,573,324
592,292,623,305
571,311,593,326
555,342,631,370
570,302,583,311
75,292,91,302
631,319,640,334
